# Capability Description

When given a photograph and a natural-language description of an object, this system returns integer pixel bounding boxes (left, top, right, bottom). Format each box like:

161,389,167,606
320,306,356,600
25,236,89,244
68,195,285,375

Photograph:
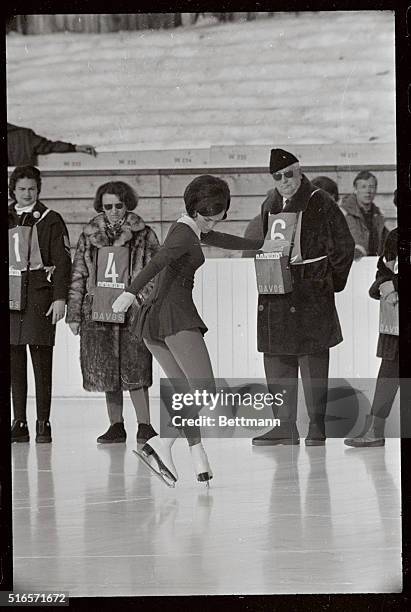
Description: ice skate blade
197,471,213,483
132,449,176,488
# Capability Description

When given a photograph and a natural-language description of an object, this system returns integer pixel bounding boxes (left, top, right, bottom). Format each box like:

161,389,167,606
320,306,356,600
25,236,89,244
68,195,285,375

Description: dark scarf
103,214,127,243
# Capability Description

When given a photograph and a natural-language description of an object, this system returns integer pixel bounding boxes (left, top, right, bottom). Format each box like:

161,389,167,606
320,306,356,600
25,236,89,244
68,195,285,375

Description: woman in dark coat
66,181,160,446
345,192,399,447
9,165,72,443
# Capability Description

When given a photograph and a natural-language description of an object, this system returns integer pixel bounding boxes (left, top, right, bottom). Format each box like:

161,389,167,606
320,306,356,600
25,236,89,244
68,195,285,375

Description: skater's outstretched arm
112,223,191,312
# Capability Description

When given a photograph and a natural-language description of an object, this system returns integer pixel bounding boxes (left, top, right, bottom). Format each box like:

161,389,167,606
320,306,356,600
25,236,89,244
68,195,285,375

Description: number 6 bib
254,212,301,295
92,246,130,324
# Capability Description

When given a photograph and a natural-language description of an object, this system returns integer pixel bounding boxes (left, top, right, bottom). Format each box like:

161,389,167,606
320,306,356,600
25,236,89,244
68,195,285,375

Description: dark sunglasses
103,202,125,211
272,170,294,181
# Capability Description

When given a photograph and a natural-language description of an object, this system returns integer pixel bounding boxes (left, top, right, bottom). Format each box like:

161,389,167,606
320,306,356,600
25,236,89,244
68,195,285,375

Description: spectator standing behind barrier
9,165,72,444
311,176,339,203
66,181,160,446
340,170,388,259
345,190,399,447
242,175,341,258
7,122,97,166
202,149,355,446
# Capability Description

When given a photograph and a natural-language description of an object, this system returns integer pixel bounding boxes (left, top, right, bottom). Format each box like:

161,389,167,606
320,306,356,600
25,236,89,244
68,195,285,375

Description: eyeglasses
103,202,125,211
272,170,295,181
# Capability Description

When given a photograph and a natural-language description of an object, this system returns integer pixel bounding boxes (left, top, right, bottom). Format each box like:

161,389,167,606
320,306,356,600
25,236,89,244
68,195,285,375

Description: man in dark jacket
7,122,97,166
202,149,355,445
340,170,388,259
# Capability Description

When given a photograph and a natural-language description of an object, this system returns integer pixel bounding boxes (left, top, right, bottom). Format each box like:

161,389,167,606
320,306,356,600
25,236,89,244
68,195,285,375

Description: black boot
136,423,157,447
11,419,30,443
97,422,127,444
252,422,300,446
36,420,52,443
305,420,326,446
344,415,386,448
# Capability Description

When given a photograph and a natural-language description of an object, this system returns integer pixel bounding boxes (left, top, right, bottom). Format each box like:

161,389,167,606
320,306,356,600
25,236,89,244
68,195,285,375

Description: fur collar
83,212,146,247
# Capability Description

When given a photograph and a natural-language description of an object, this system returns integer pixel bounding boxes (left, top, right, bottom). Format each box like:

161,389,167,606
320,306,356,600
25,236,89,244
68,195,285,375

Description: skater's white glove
112,291,135,313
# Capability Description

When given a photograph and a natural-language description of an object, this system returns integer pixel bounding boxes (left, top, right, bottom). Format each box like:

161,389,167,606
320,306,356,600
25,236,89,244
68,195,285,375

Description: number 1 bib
92,246,130,324
9,226,44,310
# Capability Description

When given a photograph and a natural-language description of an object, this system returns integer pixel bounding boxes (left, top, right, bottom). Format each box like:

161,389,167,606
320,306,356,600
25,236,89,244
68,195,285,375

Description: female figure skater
113,175,274,486
9,165,71,443
66,181,160,446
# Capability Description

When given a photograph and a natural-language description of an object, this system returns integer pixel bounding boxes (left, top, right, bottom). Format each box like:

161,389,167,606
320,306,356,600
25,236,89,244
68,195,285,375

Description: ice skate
190,442,213,486
134,435,178,487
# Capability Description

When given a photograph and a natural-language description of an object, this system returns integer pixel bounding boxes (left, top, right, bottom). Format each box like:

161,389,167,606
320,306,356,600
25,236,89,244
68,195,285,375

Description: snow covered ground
6,11,395,151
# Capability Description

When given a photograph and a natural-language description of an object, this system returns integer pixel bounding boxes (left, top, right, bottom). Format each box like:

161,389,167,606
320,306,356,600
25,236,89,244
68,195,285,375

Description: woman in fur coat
66,181,160,445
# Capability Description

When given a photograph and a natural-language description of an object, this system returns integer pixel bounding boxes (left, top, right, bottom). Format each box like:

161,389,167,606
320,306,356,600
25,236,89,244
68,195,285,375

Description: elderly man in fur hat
202,149,355,445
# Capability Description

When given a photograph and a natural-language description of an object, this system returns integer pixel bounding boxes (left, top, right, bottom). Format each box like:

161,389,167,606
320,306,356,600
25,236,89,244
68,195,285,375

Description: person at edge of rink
66,181,160,446
241,174,341,258
339,170,388,260
9,165,71,443
7,122,97,166
345,190,399,447
311,176,339,203
112,175,278,486
201,149,355,447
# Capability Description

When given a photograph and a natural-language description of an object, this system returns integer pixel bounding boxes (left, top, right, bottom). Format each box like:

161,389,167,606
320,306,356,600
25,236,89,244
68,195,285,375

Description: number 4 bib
92,246,130,324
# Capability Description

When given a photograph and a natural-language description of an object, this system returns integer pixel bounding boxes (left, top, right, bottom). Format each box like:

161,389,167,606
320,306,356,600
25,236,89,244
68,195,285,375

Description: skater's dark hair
94,181,138,212
311,176,339,203
9,165,42,200
184,175,231,220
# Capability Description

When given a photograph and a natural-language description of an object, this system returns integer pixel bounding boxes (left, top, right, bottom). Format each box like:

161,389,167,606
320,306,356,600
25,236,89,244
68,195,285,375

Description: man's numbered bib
9,226,43,310
254,212,299,295
92,246,130,324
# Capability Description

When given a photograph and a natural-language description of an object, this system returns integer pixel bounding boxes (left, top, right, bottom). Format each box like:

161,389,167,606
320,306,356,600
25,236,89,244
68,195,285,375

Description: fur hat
269,149,299,174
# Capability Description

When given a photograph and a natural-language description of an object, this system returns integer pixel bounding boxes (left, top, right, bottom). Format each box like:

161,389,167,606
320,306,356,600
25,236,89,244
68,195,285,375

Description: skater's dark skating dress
127,221,207,341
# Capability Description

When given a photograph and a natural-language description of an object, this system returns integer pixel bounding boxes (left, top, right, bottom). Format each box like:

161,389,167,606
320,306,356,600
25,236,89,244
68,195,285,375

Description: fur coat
66,212,160,391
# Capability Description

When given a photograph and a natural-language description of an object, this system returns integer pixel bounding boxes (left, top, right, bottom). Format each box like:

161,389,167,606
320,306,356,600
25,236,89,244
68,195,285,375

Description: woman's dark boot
136,423,157,447
97,422,127,444
11,419,30,443
36,420,52,443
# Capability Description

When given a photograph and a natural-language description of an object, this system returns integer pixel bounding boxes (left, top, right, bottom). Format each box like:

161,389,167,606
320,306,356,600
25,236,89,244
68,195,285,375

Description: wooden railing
8,143,397,259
